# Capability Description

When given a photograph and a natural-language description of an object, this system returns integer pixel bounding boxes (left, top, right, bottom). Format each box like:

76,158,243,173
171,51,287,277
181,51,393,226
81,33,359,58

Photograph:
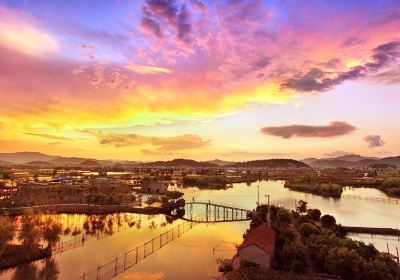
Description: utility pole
256,185,260,206
265,194,270,207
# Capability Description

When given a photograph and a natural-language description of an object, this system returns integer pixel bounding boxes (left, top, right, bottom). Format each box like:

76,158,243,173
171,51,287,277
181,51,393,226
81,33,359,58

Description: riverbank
0,245,50,270
0,201,185,216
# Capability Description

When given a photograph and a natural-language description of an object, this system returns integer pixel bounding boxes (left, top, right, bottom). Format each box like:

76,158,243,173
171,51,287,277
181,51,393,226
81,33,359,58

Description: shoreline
0,202,185,216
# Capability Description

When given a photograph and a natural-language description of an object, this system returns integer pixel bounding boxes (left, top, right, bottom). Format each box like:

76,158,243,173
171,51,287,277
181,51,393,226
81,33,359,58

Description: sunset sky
0,0,399,161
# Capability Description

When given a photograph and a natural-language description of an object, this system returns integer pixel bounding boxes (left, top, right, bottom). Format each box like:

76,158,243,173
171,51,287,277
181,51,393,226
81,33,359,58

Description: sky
0,0,399,161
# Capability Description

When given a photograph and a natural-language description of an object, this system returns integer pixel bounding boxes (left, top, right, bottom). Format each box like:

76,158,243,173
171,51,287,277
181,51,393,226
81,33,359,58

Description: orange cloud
24,132,73,141
76,130,210,153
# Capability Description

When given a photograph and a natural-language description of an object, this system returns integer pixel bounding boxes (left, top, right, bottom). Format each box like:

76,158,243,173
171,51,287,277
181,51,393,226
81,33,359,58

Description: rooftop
238,224,276,254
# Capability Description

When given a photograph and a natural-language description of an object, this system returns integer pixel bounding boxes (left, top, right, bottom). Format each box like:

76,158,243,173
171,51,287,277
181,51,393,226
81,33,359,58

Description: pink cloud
364,135,385,148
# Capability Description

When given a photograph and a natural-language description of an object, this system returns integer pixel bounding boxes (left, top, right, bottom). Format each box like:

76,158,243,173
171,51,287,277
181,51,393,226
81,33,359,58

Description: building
234,224,276,270
141,181,168,194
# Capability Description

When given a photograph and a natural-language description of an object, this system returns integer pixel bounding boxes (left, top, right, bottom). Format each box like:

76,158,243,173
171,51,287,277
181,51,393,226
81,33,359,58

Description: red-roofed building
235,224,276,270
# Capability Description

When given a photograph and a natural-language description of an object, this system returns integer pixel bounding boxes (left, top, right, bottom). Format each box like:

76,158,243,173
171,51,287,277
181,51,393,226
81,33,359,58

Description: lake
1,180,399,280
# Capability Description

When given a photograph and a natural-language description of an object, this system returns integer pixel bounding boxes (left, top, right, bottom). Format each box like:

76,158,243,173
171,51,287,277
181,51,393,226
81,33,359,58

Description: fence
75,214,203,280
242,270,341,280
51,214,158,256
341,194,399,205
52,233,87,255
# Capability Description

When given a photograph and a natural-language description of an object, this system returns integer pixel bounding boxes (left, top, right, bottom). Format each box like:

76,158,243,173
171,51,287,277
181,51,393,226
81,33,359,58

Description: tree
282,243,310,273
324,247,366,280
277,208,292,226
18,210,42,252
334,224,347,238
300,223,320,239
296,200,307,214
309,209,321,221
0,216,14,254
321,215,336,229
41,218,62,250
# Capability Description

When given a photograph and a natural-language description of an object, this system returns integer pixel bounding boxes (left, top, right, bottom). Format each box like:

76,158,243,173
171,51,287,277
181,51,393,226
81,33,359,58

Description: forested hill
141,158,217,168
228,159,311,169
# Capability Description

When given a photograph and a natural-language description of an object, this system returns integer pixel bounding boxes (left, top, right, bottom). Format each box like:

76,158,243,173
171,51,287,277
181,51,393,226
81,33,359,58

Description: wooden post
115,257,118,276
387,243,390,253
96,266,100,280
396,247,399,264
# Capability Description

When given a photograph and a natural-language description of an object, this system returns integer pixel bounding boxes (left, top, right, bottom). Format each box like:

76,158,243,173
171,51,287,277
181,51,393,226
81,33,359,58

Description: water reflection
1,180,399,280
11,258,59,280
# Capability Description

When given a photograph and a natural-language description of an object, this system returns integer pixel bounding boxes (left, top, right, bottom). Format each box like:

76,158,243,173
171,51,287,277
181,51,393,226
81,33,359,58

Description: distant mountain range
1,151,398,169
302,154,400,168
0,152,309,168
0,152,56,164
0,152,115,166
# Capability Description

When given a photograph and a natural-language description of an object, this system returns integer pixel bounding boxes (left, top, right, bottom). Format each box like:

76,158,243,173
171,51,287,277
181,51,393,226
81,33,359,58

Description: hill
0,152,56,164
207,159,236,166
79,159,101,166
229,159,310,169
26,161,52,165
334,154,376,161
142,158,218,168
303,154,400,168
49,157,88,165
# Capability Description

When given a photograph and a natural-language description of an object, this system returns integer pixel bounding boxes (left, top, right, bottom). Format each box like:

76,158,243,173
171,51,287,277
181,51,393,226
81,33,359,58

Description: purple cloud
261,121,355,139
140,0,192,43
282,41,400,92
364,135,385,147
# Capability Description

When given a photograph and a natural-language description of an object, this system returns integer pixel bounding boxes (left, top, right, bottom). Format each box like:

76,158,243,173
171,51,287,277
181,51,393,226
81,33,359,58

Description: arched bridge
181,201,252,223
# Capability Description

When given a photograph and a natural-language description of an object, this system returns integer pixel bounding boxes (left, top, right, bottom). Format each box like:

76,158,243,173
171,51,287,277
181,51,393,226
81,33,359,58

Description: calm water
1,180,399,280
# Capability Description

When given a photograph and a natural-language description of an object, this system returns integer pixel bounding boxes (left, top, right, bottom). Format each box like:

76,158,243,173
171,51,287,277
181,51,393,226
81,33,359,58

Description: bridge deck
185,201,252,212
344,226,400,236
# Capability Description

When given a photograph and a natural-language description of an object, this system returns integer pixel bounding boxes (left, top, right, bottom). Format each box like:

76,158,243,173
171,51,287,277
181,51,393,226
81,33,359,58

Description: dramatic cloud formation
0,1,399,159
364,135,385,147
140,0,192,43
261,122,355,139
282,41,400,92
77,130,210,151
